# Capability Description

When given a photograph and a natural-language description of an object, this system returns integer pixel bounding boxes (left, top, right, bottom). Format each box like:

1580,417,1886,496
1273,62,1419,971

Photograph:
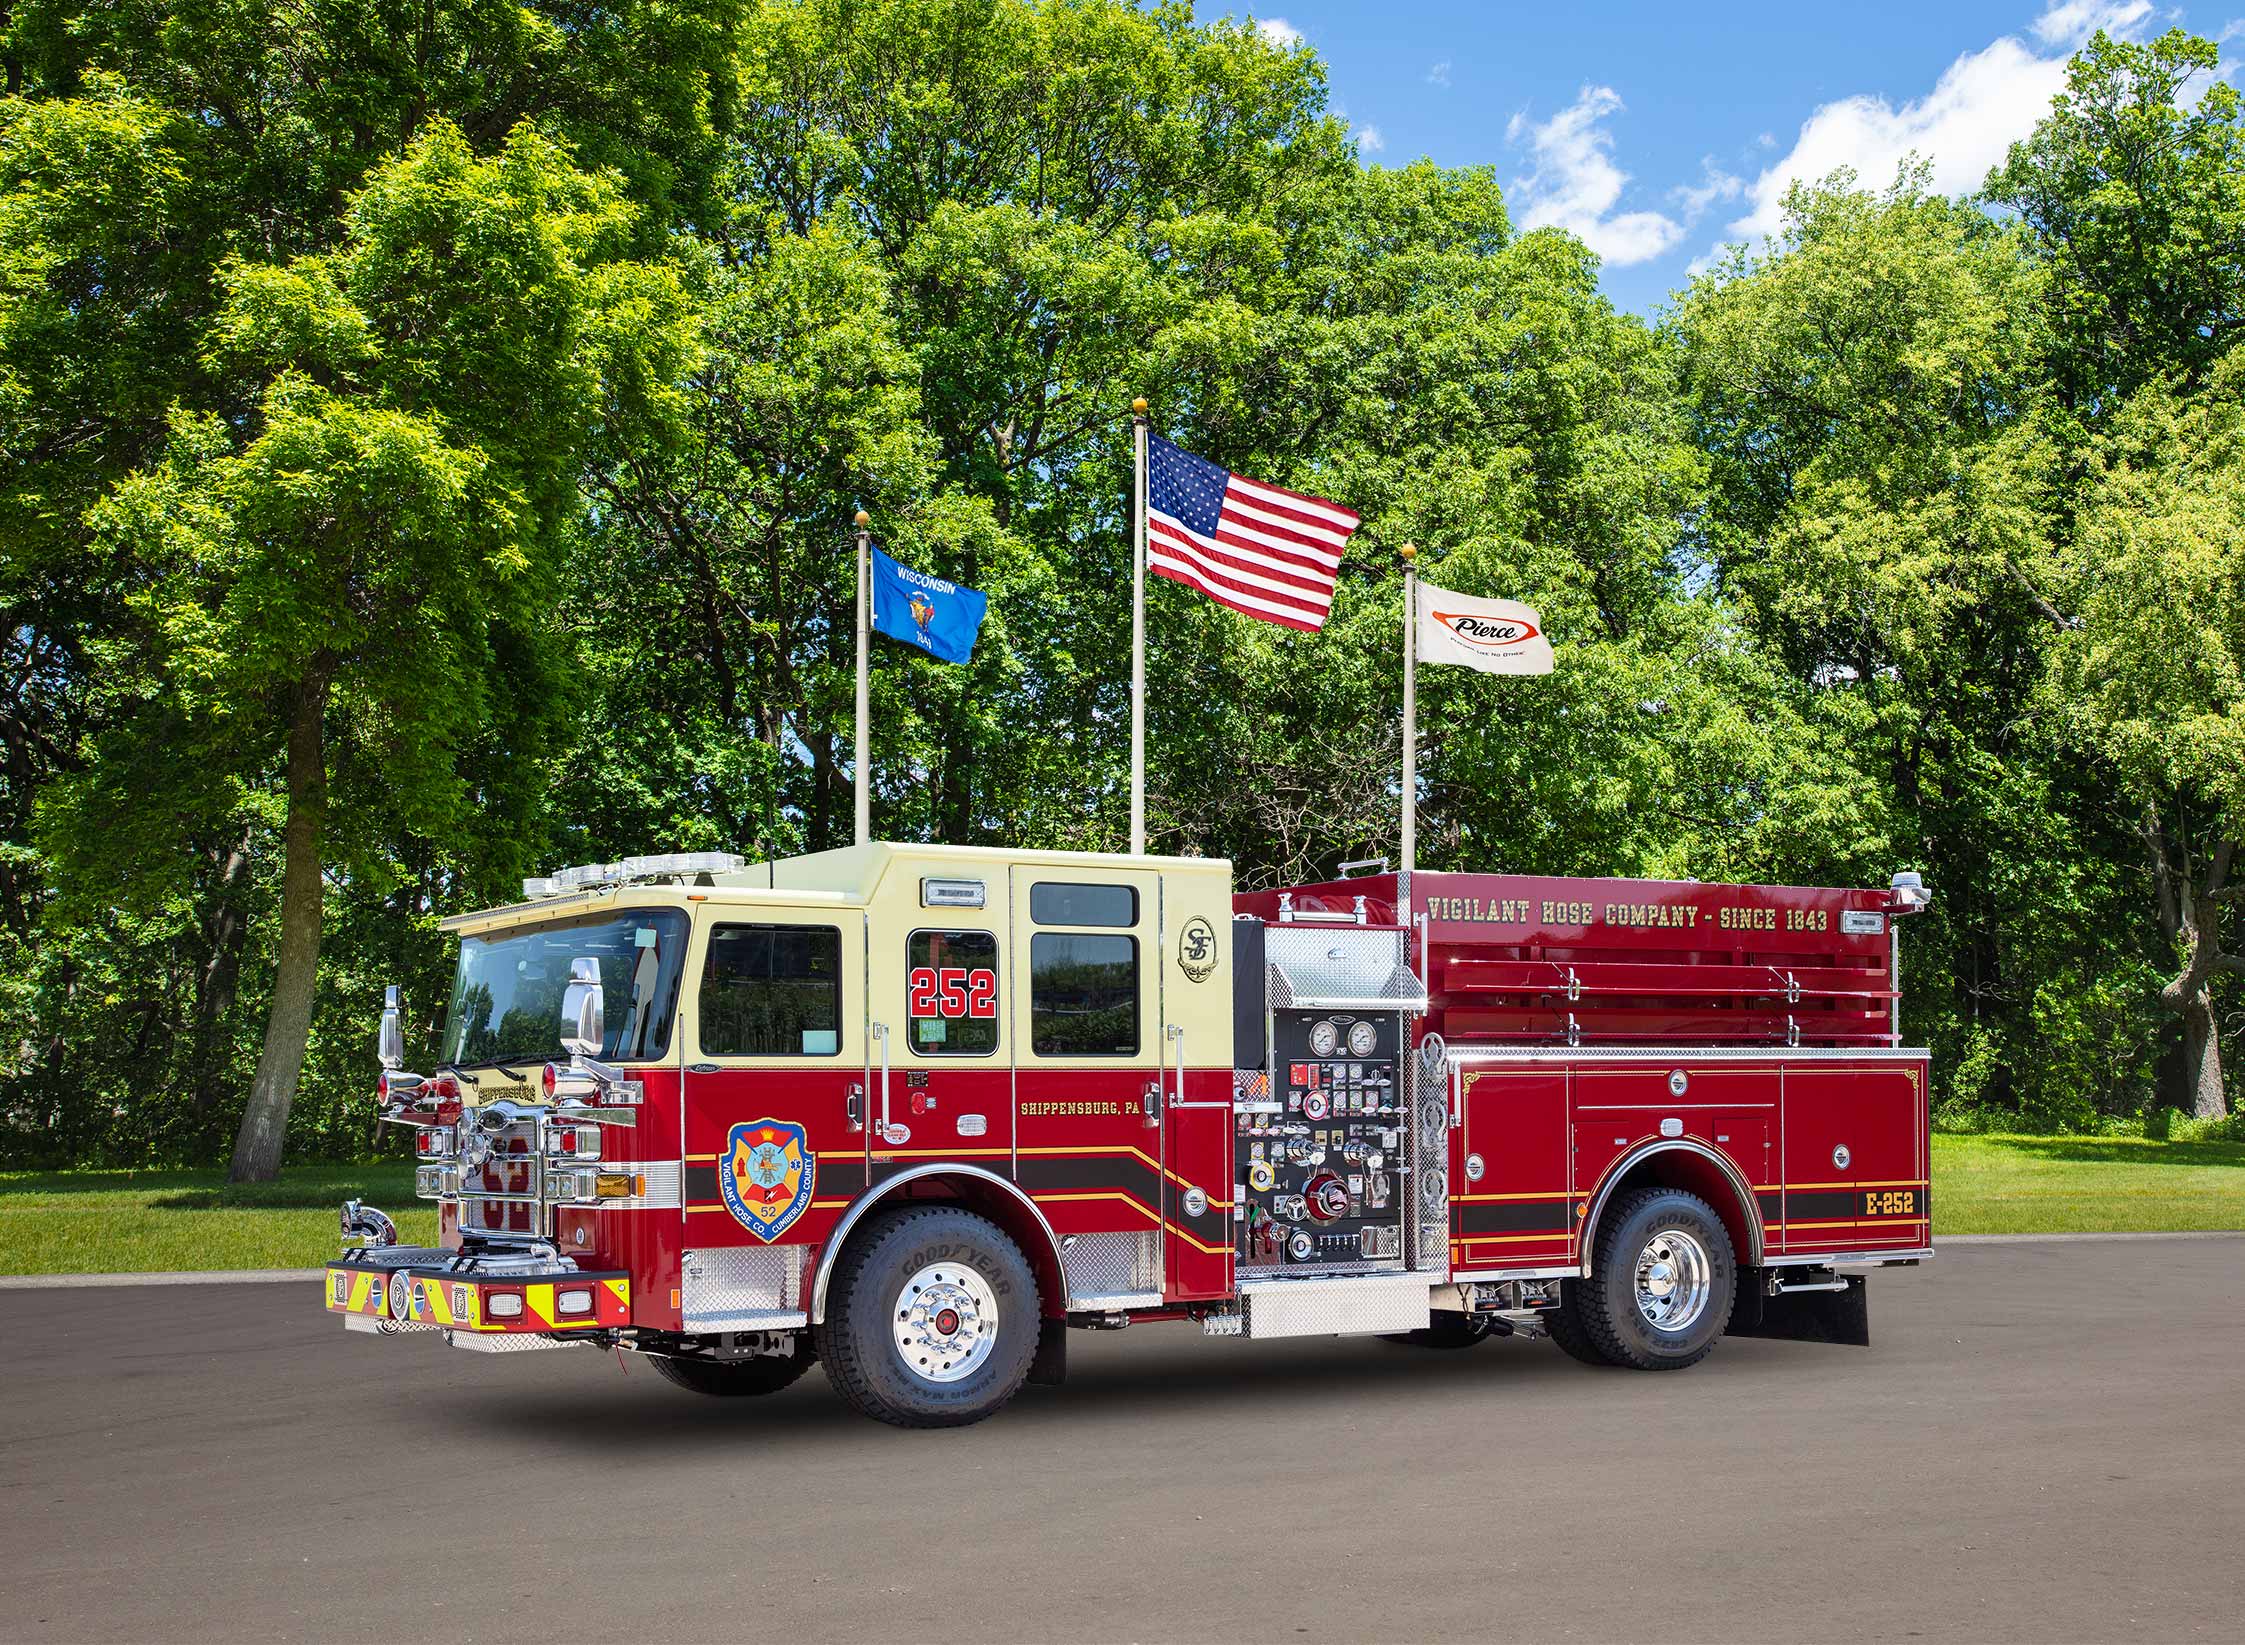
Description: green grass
0,1163,435,1275
1932,1132,2245,1234
1,1136,2238,1274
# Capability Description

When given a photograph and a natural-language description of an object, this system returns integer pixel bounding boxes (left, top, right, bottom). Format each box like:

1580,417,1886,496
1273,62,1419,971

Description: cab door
1009,866,1167,1307
1452,1062,1574,1273
680,909,868,1323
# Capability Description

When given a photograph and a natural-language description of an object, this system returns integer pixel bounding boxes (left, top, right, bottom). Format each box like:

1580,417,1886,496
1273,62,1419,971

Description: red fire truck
326,843,1933,1427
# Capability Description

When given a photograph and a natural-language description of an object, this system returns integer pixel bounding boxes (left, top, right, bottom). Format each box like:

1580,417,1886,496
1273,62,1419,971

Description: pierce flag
1415,581,1553,675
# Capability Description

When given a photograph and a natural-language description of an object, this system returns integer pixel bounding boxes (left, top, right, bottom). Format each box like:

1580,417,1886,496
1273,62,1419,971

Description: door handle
846,1082,864,1133
871,1022,893,1141
1141,1081,1160,1129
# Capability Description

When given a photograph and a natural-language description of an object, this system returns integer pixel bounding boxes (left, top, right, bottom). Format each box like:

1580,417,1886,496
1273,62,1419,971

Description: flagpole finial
853,509,869,528
1399,541,1417,563
1131,397,1148,416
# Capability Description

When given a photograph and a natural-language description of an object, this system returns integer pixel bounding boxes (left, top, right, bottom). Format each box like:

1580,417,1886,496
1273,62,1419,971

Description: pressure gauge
1248,1160,1277,1193
1309,1019,1341,1057
1347,1020,1379,1057
1302,1092,1330,1121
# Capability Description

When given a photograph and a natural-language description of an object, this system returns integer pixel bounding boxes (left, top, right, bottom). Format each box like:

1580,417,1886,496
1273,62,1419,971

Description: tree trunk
2180,985,2225,1121
191,834,256,1116
2145,806,2234,1121
228,680,328,1183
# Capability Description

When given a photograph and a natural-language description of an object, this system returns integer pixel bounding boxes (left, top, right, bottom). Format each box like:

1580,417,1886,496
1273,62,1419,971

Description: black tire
816,1206,1040,1428
646,1335,816,1397
1541,1281,1619,1366
1383,1311,1496,1349
1576,1188,1736,1371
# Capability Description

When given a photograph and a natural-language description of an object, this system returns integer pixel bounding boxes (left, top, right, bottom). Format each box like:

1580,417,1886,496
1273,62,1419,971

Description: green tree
2048,354,2245,1117
1985,27,2245,413
1672,173,2137,1120
53,122,682,1177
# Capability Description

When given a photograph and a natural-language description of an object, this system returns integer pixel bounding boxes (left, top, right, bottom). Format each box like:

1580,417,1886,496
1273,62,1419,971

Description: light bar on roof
520,852,746,901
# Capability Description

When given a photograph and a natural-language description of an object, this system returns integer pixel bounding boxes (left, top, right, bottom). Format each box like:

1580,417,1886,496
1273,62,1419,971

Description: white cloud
1717,0,2153,251
1672,158,1744,218
1356,125,1386,153
1255,17,1302,49
1505,85,1687,266
2032,1,2151,46
1427,60,1452,88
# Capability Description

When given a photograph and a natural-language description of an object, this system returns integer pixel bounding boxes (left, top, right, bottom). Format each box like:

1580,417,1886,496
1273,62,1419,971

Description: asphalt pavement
2,1237,2240,1643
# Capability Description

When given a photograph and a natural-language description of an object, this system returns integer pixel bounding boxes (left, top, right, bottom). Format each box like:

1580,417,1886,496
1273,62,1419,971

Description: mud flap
1728,1271,1869,1346
1028,1315,1068,1386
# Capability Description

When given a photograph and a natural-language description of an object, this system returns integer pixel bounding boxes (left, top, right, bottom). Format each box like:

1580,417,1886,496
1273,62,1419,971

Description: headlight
556,1288,594,1317
485,1292,524,1319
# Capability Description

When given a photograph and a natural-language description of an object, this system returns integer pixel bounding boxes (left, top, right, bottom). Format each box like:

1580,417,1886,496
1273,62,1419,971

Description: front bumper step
326,1245,630,1337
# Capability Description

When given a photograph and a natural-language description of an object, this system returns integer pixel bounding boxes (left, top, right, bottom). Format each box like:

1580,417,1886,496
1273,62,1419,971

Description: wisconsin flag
1416,582,1554,674
870,544,988,665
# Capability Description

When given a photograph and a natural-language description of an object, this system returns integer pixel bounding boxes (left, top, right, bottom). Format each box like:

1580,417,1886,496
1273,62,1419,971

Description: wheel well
1582,1144,1762,1274
810,1165,1066,1325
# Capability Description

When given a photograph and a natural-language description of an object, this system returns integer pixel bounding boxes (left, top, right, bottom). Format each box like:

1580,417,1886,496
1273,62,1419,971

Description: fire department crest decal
719,1120,815,1242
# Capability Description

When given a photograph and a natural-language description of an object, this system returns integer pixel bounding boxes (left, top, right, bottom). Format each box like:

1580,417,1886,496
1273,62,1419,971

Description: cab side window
1029,881,1141,1057
907,930,999,1055
700,924,842,1056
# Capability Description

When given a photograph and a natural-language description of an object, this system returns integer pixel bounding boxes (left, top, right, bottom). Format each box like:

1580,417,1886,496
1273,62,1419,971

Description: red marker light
542,1063,558,1098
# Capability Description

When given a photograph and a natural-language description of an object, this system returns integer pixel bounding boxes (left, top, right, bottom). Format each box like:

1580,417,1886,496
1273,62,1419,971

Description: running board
1235,1275,1430,1340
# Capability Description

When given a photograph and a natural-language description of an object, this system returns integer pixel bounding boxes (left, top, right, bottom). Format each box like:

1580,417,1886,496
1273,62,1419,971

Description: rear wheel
1576,1188,1736,1371
817,1206,1039,1428
1541,1282,1618,1366
646,1336,816,1397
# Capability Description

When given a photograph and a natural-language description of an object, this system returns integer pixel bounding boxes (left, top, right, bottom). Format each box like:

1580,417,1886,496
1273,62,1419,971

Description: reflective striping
1028,1189,1232,1257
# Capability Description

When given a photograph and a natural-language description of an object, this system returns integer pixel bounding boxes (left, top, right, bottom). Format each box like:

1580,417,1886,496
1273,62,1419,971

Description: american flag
1146,435,1360,632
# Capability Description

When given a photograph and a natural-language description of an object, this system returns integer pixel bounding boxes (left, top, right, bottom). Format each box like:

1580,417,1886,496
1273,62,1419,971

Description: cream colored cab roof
439,841,1233,935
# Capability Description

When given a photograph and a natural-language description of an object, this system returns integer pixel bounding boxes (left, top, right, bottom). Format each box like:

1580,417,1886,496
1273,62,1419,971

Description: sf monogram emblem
719,1119,815,1242
1178,916,1219,983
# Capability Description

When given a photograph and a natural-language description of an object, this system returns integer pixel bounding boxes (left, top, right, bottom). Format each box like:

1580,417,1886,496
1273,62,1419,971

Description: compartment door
1778,1060,1930,1255
1452,1066,1574,1273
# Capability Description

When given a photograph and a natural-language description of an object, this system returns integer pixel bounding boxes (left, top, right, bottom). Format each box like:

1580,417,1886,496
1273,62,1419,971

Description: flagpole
854,509,871,846
1130,396,1149,857
1400,543,1418,891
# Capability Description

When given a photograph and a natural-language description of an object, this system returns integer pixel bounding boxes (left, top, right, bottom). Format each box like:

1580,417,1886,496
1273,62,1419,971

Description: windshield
441,909,689,1068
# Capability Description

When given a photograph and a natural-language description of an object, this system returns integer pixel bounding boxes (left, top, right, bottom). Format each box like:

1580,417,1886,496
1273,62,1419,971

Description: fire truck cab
328,842,1932,1427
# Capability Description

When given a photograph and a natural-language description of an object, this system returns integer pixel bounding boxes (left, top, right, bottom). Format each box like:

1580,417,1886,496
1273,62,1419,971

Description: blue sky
1242,1,2243,314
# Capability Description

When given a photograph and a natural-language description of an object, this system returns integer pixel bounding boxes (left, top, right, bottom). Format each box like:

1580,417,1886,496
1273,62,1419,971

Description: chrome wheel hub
1633,1228,1712,1333
892,1262,999,1384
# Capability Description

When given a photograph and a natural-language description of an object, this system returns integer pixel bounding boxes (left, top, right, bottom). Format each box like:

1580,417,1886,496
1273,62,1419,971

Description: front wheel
1576,1188,1736,1371
817,1206,1040,1428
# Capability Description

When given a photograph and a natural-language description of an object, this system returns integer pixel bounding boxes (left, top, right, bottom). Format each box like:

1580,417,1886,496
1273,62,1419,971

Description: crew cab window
907,930,999,1055
700,924,843,1056
1031,933,1140,1056
1029,881,1137,928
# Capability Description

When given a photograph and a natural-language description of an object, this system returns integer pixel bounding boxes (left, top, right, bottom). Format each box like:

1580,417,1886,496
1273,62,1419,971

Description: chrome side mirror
561,958,605,1058
378,985,404,1071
